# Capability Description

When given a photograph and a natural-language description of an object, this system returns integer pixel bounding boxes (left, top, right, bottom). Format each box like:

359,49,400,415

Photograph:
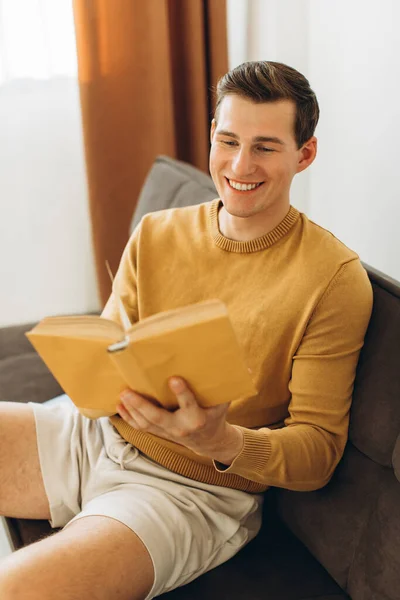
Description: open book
26,299,257,418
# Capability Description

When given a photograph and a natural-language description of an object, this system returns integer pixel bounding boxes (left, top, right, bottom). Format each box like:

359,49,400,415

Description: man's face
209,95,315,220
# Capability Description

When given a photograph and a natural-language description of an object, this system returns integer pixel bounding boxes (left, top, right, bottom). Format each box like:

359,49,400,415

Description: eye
221,140,237,146
258,147,274,153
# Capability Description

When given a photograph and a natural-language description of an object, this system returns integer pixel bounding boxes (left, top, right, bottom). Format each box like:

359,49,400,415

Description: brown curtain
73,0,228,305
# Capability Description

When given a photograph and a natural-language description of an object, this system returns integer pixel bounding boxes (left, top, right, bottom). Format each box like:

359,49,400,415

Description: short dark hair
214,61,319,148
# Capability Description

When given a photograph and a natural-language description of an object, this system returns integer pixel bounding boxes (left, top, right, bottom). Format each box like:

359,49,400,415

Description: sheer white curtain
0,0,77,83
0,0,99,327
0,0,75,554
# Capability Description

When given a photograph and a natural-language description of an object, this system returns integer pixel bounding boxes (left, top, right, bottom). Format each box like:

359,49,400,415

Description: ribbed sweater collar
209,199,300,253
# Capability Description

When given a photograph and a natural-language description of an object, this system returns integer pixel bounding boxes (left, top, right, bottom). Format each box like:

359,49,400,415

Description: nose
231,146,256,177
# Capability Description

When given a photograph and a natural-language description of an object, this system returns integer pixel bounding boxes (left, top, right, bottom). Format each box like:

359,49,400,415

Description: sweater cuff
213,426,272,479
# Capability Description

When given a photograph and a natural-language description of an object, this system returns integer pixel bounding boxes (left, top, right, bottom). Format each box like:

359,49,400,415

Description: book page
29,316,123,340
106,260,132,332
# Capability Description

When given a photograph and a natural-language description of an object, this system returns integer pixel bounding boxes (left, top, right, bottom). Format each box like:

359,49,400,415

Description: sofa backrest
350,265,400,468
130,155,217,234
275,264,400,600
346,265,400,600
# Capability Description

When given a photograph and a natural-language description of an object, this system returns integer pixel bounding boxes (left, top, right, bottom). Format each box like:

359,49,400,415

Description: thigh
0,515,154,600
0,402,50,520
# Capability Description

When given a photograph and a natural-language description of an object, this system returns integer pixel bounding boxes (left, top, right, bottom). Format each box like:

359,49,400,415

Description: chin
220,197,264,219
222,206,255,219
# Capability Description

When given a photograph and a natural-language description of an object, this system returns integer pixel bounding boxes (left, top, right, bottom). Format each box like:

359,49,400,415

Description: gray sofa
1,156,400,599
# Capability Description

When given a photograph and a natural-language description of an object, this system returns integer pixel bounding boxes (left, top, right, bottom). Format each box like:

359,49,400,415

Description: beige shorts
29,398,264,599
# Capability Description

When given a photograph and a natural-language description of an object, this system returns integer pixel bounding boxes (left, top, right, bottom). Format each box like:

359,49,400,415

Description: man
0,61,373,599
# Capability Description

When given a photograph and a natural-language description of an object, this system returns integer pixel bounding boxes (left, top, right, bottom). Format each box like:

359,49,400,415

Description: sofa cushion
0,353,63,404
160,512,349,599
349,269,400,467
130,155,217,233
0,322,36,360
0,322,63,403
346,467,400,600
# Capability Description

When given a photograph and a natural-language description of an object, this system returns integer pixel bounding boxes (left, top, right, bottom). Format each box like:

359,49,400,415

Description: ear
210,119,216,144
296,136,317,174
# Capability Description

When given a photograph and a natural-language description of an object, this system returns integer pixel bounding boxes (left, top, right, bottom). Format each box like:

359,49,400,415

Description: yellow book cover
26,300,257,418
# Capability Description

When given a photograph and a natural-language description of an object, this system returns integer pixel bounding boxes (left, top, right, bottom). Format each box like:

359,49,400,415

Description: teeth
228,179,261,191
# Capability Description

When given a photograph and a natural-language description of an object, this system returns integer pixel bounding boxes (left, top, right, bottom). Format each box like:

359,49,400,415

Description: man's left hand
117,377,243,465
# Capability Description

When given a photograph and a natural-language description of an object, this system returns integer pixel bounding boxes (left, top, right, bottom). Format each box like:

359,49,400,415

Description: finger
117,403,169,440
120,390,173,431
169,377,198,410
117,403,140,428
119,400,158,432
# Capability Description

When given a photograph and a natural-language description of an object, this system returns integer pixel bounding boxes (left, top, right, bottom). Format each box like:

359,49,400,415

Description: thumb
169,377,197,410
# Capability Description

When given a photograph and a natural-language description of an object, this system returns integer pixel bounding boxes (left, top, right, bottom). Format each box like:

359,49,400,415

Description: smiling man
210,95,316,239
0,62,373,600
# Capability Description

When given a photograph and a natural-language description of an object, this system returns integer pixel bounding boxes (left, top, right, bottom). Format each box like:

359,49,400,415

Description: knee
0,571,22,600
0,555,42,600
0,575,45,600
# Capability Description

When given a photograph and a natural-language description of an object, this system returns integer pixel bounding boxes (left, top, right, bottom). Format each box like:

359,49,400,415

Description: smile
226,178,264,191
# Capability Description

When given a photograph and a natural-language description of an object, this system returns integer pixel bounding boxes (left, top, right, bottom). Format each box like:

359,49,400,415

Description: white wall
0,77,100,327
227,0,400,280
308,0,400,279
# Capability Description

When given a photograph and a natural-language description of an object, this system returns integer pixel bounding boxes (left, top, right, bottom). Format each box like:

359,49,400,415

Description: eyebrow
216,129,285,146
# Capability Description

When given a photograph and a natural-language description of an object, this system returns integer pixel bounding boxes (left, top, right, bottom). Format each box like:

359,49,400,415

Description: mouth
225,177,264,192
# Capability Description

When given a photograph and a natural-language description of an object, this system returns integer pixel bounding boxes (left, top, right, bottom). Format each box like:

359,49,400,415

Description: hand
117,377,243,464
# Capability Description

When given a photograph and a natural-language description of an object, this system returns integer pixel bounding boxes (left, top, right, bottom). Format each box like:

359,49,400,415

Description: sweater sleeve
213,258,373,491
100,224,140,326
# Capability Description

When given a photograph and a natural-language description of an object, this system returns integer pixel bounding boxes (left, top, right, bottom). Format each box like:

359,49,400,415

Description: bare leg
0,515,155,600
0,402,51,520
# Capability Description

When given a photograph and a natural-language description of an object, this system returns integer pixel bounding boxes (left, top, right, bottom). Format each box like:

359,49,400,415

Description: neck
218,202,291,242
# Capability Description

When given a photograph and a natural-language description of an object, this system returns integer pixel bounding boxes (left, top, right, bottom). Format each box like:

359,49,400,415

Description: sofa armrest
0,322,63,404
0,321,38,360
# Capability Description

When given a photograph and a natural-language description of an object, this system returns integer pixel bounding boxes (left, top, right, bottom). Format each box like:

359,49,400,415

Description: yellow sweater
102,199,373,493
